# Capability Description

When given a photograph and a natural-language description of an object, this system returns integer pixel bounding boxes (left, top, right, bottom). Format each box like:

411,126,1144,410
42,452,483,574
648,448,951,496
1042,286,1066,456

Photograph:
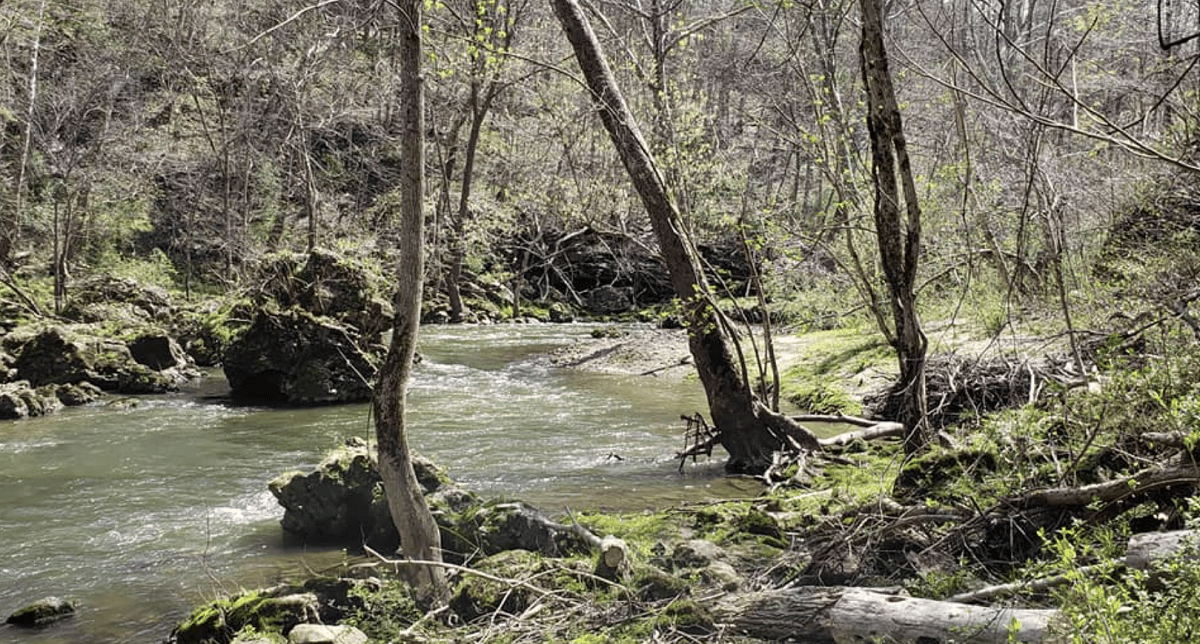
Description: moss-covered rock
458,501,590,558
449,550,594,621
633,566,690,601
3,324,196,394
5,596,75,627
269,437,475,553
652,598,714,636
257,249,393,340
168,578,371,644
61,276,176,325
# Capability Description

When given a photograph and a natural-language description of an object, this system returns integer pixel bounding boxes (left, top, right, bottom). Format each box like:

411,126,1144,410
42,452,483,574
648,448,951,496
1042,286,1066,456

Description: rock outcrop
223,309,381,404
2,325,197,396
0,380,102,420
61,276,175,325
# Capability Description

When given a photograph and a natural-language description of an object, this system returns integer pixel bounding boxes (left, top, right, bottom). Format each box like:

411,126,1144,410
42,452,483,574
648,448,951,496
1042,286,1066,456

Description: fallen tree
715,585,1058,643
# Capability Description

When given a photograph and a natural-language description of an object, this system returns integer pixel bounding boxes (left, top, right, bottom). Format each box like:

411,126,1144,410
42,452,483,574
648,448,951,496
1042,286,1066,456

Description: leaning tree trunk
371,0,448,605
551,0,818,473
859,0,929,453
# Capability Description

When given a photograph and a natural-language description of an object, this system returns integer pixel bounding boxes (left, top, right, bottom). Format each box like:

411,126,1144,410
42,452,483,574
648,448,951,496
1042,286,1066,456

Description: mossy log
715,586,1059,644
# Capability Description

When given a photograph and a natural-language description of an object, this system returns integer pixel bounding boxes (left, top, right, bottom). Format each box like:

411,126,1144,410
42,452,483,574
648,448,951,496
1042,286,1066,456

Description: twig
947,562,1114,604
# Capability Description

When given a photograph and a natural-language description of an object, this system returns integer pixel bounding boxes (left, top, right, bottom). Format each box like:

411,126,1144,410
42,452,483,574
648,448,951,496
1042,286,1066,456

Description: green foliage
1049,527,1200,644
905,564,977,600
91,247,179,290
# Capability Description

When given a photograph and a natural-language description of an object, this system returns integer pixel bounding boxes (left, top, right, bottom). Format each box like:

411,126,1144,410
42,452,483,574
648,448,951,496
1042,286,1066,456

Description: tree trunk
859,0,929,453
446,84,496,323
8,0,47,266
550,0,818,473
716,586,1058,643
371,0,448,605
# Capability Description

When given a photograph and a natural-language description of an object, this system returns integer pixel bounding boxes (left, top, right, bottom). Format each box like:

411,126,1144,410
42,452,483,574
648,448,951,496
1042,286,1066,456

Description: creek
0,324,766,643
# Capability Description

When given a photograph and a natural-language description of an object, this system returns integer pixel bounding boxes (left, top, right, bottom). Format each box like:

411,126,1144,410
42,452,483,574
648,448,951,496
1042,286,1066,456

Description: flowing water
0,324,767,643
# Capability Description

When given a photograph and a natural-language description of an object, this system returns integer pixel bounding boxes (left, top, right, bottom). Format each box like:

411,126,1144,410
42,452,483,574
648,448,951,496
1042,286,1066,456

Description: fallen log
1126,529,1200,570
1009,464,1200,509
716,586,1059,643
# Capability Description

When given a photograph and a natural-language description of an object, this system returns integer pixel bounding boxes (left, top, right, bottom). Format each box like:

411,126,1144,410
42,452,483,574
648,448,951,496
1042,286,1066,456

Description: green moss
171,587,318,644
633,566,690,601
451,550,598,621
173,597,234,644
568,634,611,644
896,445,999,499
652,598,714,635
773,327,892,414
780,372,861,415
340,579,421,642
577,510,684,557
735,508,786,548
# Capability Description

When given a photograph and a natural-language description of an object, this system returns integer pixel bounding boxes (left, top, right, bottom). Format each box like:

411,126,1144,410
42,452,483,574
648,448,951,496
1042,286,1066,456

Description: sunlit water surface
0,324,766,643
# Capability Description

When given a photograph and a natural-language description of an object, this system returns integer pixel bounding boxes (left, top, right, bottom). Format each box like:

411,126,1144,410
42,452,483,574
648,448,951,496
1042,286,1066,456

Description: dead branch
819,421,905,447
1008,464,1200,509
947,563,1112,605
677,413,718,471
1141,432,1188,449
0,265,44,317
363,545,556,598
794,413,895,428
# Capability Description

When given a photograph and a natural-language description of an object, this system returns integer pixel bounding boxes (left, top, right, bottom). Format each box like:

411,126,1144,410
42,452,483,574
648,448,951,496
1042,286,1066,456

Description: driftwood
716,586,1059,643
818,421,905,447
552,512,630,582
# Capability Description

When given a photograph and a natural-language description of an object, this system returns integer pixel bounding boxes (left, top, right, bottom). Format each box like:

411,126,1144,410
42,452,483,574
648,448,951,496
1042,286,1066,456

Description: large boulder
268,437,467,553
260,249,393,339
268,439,584,560
4,325,197,395
223,309,380,404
